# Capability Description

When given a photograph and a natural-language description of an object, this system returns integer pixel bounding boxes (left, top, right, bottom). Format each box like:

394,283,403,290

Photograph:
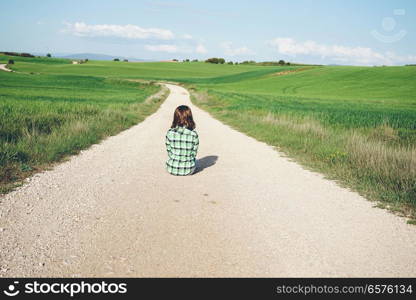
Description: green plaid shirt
165,126,199,176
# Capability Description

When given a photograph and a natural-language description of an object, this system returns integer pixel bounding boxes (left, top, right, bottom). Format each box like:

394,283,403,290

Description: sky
1,0,416,65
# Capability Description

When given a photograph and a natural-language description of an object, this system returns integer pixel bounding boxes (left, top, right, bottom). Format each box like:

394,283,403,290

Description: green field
1,55,273,79
189,66,416,135
186,65,416,220
196,66,416,101
1,54,415,220
0,56,165,192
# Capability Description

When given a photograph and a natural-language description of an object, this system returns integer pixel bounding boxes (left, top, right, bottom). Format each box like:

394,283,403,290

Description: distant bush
172,59,178,62
21,53,34,58
123,59,128,62
205,57,226,64
227,61,233,65
46,53,51,58
257,61,292,66
8,59,14,64
205,58,218,64
113,58,120,61
192,59,198,62
2,52,35,58
241,60,256,65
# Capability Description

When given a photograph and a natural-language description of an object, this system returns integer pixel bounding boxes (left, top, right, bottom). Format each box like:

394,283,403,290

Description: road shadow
194,155,218,174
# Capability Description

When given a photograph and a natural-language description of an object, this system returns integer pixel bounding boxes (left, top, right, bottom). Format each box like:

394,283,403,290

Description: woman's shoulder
166,128,175,137
168,126,197,134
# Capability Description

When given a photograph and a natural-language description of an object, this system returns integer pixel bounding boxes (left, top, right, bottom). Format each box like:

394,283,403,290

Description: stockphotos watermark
371,9,407,43
2,280,127,297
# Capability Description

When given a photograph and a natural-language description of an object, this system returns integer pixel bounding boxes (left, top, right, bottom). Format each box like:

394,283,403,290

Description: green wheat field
1,54,415,221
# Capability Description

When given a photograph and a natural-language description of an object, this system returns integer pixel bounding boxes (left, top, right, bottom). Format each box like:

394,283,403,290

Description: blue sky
1,0,416,65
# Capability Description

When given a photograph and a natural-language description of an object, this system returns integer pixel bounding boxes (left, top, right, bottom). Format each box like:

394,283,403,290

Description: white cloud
382,51,416,65
62,21,208,55
220,41,254,56
182,34,193,40
145,43,207,54
195,44,207,54
63,22,174,40
145,44,179,53
268,37,416,65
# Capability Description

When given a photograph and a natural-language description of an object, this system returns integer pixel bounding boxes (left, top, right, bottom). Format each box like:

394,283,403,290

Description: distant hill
56,53,155,62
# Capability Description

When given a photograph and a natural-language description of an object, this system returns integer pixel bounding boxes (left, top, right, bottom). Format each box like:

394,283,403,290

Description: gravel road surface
1,84,415,277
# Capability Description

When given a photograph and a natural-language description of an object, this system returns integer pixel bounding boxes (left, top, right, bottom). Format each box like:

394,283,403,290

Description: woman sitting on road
165,105,199,176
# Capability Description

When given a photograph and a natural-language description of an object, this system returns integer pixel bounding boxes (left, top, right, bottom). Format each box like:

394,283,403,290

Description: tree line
203,58,291,66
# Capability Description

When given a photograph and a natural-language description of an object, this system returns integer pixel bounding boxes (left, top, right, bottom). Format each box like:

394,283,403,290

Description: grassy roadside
0,71,168,194
2,55,415,223
1,55,278,80
189,87,416,224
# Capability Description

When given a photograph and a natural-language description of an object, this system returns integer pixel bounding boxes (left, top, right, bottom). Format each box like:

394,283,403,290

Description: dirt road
1,84,415,277
0,64,12,72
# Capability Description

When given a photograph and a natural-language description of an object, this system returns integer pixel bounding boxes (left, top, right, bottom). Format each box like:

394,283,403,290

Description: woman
165,105,199,176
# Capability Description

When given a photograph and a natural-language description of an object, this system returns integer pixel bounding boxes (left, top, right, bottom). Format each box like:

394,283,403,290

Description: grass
5,57,273,80
0,54,70,65
0,69,164,193
195,65,416,102
188,65,416,221
1,54,415,221
190,99,415,216
173,66,297,84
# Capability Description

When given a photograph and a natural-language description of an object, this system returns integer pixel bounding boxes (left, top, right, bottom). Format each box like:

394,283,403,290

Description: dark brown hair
171,105,196,130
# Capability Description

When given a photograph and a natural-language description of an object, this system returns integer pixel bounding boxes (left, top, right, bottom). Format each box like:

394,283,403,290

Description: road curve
1,84,415,277
0,64,12,72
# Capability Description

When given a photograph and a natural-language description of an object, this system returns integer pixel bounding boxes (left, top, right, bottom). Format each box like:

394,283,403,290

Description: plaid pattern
166,126,199,176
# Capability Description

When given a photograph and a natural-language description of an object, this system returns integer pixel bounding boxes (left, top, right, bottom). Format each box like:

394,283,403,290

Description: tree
205,57,226,64
227,61,233,65
8,59,14,64
241,60,256,64
205,57,219,64
278,59,285,65
113,58,120,61
123,59,128,62
192,59,198,62
46,53,51,58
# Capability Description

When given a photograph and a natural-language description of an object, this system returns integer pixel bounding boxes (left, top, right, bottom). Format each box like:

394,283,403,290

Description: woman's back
165,105,199,176
166,126,199,176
